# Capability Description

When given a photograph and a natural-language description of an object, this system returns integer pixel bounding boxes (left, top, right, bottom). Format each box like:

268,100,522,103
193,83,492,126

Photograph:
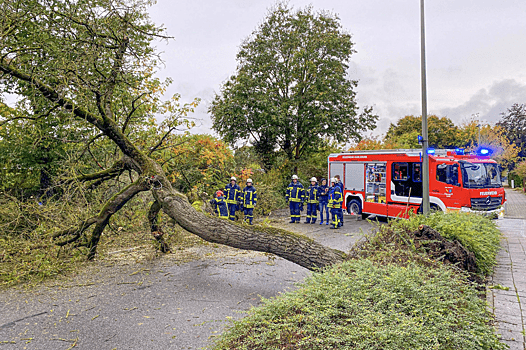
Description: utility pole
420,0,430,215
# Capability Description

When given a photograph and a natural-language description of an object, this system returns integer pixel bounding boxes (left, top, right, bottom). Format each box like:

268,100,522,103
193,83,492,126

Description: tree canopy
384,115,460,148
209,3,377,167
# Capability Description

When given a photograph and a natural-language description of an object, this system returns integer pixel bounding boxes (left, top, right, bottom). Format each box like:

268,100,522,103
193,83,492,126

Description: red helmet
216,190,224,197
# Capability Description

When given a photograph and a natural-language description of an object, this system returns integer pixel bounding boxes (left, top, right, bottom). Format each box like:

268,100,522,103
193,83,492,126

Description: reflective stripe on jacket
285,182,305,202
242,185,257,208
328,186,343,209
306,185,319,204
224,183,241,204
210,196,229,219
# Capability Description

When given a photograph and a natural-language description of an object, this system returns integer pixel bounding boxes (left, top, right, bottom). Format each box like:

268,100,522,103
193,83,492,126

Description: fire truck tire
430,203,442,212
347,199,362,215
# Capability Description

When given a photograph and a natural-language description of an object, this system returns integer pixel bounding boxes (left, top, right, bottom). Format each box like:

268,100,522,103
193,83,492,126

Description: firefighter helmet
216,190,224,197
292,175,299,180
230,176,236,181
330,177,337,184
246,178,253,184
310,177,317,182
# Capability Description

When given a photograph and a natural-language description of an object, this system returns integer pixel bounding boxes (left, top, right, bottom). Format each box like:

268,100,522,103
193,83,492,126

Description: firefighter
241,178,257,225
334,175,344,227
210,190,229,219
328,178,343,229
224,176,241,221
285,175,305,223
305,177,319,224
318,178,330,225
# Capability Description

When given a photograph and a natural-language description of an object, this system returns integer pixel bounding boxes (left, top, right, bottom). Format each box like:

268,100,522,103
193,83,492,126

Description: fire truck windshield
460,161,501,188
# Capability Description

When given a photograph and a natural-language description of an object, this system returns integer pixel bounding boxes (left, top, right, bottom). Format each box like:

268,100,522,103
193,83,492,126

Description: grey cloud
439,79,526,124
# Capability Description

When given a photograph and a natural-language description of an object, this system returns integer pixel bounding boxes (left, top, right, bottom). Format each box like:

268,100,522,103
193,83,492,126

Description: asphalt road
0,213,375,350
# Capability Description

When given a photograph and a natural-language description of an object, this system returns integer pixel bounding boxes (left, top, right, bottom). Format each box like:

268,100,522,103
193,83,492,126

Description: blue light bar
479,148,490,155
455,148,465,155
426,148,435,155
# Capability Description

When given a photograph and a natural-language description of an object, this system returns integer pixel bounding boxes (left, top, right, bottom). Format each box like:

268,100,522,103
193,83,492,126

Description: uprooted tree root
349,224,483,286
414,224,477,273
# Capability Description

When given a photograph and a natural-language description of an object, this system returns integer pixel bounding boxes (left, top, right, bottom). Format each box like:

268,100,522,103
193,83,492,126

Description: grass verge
212,212,505,350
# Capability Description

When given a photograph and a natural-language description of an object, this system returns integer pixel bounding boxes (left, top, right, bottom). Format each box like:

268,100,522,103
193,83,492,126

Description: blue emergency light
455,148,465,155
426,148,435,155
475,146,493,156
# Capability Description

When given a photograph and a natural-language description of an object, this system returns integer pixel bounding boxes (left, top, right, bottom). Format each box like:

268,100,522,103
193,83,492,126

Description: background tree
0,0,345,269
457,118,519,170
496,103,526,159
513,160,526,191
384,115,460,148
0,97,95,196
209,3,377,169
159,134,234,197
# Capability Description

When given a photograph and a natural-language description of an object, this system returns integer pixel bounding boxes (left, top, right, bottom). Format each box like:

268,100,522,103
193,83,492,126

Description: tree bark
148,199,170,253
147,163,347,271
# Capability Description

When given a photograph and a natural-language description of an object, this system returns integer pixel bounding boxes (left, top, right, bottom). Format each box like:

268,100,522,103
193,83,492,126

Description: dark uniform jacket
224,183,241,204
318,179,329,203
285,182,305,203
242,185,257,209
328,186,343,209
210,196,229,219
306,184,319,204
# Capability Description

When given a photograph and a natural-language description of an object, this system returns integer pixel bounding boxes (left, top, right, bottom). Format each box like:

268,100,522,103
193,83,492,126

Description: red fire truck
328,149,505,219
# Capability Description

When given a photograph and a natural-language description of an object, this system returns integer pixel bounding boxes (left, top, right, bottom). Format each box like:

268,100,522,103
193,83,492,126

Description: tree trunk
148,200,170,253
148,163,347,271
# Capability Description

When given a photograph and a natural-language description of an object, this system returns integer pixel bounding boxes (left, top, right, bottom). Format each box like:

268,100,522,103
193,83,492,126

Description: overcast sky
148,0,526,137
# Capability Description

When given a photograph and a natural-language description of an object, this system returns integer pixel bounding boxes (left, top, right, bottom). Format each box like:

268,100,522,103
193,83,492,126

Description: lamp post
420,0,430,215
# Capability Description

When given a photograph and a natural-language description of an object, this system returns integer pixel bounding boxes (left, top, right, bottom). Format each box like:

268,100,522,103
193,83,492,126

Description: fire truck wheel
430,203,442,212
347,199,362,215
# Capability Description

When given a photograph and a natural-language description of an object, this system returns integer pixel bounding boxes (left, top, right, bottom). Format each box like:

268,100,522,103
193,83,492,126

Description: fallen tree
0,0,346,270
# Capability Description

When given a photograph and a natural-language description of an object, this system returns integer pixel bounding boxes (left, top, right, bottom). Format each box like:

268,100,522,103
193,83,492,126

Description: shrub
389,212,501,275
213,260,504,350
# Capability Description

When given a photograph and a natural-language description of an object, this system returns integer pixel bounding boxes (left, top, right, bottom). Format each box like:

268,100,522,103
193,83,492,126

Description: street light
420,0,430,215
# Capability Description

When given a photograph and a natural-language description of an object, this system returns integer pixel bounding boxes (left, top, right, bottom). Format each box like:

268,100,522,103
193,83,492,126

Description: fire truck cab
328,149,505,219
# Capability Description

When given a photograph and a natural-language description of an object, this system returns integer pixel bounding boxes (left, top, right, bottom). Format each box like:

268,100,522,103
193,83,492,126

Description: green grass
213,212,506,350
213,260,504,350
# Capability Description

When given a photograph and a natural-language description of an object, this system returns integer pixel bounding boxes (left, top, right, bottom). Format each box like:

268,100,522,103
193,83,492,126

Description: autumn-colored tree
159,134,234,196
347,135,399,151
457,119,519,170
